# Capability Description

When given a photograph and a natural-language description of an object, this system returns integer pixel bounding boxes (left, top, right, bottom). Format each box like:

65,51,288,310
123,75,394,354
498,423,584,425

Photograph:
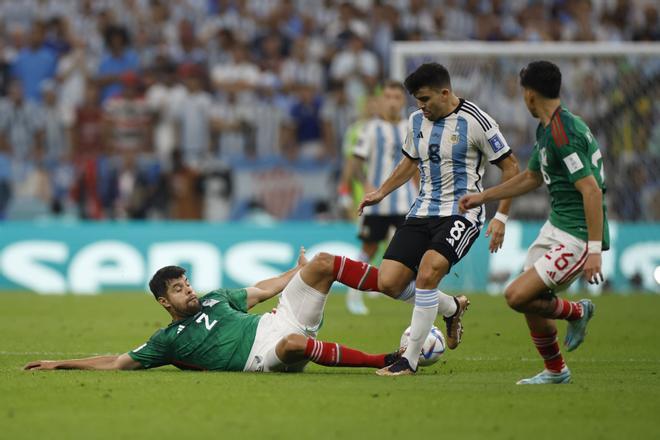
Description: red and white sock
304,338,387,368
531,331,566,373
552,298,583,321
333,256,379,291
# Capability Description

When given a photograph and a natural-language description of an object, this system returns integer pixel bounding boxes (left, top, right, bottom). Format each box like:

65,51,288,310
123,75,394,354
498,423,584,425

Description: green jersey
528,106,610,249
128,289,261,371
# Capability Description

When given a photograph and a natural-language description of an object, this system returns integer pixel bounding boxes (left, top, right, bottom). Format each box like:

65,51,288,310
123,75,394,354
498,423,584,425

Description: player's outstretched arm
24,353,142,371
459,169,543,212
358,155,418,215
245,246,308,309
574,175,604,285
485,154,521,253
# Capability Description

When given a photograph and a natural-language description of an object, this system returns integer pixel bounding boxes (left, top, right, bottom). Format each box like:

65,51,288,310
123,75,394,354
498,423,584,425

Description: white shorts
243,272,327,372
524,221,588,292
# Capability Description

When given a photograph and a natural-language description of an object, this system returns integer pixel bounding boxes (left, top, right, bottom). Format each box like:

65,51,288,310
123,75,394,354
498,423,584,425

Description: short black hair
519,61,562,99
404,63,452,95
149,266,186,300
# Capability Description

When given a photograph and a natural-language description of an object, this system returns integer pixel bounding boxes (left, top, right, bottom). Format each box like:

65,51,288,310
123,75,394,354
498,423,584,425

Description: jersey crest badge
202,299,220,307
450,133,459,144
488,134,505,152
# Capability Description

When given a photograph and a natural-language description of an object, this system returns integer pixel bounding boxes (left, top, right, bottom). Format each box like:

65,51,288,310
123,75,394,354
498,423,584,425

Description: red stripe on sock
333,256,379,291
530,331,565,373
552,298,583,321
304,338,386,368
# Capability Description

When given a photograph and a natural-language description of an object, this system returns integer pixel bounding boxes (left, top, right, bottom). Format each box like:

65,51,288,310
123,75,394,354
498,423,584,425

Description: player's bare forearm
346,156,367,187
24,353,141,371
483,170,542,203
493,154,520,215
575,176,603,242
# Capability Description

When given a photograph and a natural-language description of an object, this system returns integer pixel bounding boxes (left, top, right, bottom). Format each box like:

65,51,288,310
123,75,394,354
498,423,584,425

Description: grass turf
1,292,659,439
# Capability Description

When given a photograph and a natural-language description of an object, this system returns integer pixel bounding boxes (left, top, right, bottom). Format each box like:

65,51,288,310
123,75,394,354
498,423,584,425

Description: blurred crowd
0,0,658,221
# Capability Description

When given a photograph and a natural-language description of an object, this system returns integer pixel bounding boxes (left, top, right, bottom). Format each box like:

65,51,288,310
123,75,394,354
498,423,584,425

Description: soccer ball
400,326,446,367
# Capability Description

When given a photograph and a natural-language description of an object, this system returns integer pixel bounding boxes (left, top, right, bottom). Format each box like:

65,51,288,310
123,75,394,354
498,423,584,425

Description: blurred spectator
633,4,660,41
41,80,68,161
282,84,325,160
96,25,140,103
252,73,287,159
211,91,251,161
281,37,324,92
210,43,259,98
102,71,152,155
173,63,213,168
146,60,187,166
56,37,96,127
169,18,207,65
10,21,58,102
329,33,379,107
167,149,202,219
72,83,104,158
0,39,11,97
321,80,356,158
0,80,44,161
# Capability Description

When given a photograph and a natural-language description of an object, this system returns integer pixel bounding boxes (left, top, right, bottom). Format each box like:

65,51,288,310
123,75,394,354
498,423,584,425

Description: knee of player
281,333,307,353
504,285,525,310
309,252,334,276
377,272,404,297
416,264,445,288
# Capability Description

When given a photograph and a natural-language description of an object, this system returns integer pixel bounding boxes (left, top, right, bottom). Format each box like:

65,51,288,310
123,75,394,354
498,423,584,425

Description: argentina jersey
354,117,416,216
402,99,512,227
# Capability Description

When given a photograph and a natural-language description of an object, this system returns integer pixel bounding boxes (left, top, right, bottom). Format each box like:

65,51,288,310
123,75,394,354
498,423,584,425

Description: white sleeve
472,112,512,164
401,115,419,159
352,121,373,160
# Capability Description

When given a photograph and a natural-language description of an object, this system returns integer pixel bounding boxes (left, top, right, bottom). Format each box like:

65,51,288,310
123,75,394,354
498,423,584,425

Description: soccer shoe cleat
516,368,571,385
376,357,416,376
443,295,470,349
565,299,595,352
346,288,369,315
383,347,405,367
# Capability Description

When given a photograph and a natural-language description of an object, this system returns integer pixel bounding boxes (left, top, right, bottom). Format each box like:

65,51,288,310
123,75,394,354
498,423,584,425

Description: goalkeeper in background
460,61,609,385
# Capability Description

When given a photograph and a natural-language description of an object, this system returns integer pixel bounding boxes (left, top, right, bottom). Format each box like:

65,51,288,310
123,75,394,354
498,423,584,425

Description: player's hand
583,253,604,285
458,193,484,213
23,360,60,371
358,190,384,216
485,219,505,253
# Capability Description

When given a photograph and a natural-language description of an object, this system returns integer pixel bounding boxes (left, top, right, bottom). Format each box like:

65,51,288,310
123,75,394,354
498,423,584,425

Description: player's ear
157,295,170,308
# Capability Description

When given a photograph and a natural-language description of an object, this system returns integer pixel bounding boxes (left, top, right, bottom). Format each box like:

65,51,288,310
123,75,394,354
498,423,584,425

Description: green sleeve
226,288,249,312
128,330,170,369
528,144,540,172
554,133,592,183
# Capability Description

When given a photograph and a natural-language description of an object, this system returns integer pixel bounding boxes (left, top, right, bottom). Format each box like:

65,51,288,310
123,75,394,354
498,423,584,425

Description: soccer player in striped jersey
343,81,417,315
359,63,520,375
460,61,608,384
24,248,404,373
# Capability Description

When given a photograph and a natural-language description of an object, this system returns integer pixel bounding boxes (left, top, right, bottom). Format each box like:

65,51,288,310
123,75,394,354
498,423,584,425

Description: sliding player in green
24,248,402,372
460,61,608,384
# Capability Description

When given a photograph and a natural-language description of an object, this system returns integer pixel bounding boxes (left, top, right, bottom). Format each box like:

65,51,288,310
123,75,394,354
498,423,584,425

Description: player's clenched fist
458,193,484,213
358,190,384,216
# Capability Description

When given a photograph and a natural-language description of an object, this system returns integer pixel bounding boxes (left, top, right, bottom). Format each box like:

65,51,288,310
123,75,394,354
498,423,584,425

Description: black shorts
383,215,480,272
357,214,406,243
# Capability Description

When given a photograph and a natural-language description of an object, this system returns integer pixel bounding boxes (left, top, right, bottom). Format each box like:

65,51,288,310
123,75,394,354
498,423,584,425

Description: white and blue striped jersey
402,99,512,227
354,117,416,216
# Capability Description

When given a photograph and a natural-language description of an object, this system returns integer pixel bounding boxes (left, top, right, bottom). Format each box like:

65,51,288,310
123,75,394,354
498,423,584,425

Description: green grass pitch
1,292,659,439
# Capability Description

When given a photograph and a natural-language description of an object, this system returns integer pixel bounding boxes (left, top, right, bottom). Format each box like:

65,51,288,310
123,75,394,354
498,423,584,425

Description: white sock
437,290,457,318
402,288,439,370
396,280,416,304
